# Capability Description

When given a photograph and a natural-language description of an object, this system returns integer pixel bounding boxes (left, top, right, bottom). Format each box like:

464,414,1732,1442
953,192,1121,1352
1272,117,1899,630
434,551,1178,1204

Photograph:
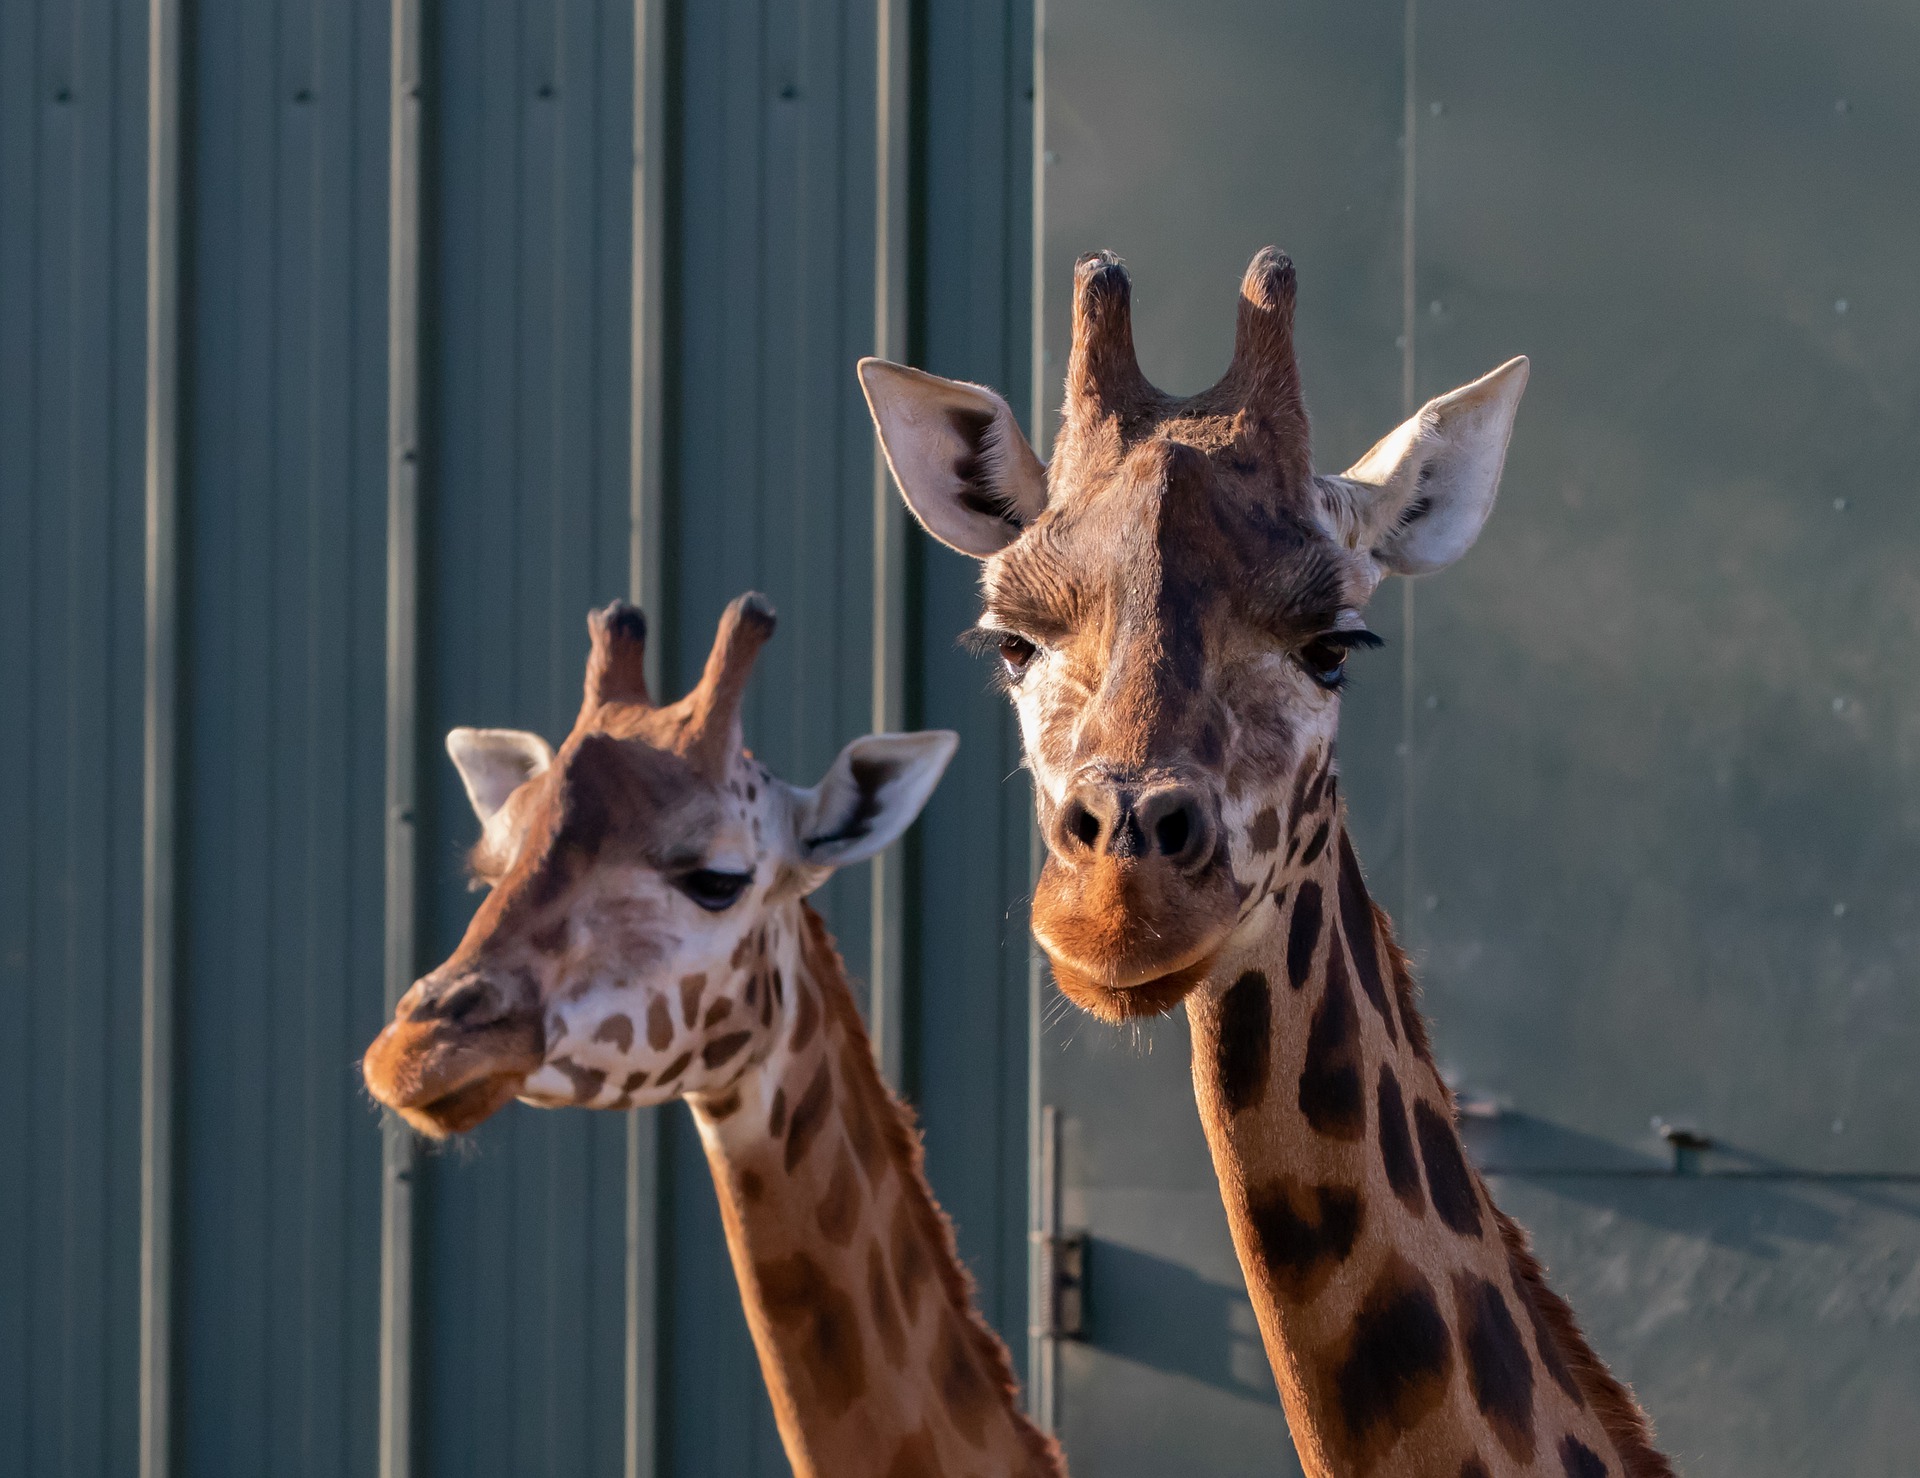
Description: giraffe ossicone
863,247,1675,1478
362,594,1063,1478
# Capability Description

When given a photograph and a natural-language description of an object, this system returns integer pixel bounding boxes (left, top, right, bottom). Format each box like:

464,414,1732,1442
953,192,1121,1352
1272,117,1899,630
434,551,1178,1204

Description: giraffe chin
1045,950,1219,1023
361,1013,546,1138
1030,851,1239,1022
394,1071,531,1139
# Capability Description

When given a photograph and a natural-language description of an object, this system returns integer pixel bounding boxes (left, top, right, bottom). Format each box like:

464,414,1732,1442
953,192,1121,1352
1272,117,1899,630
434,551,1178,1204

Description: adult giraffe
362,595,1064,1478
859,249,1676,1478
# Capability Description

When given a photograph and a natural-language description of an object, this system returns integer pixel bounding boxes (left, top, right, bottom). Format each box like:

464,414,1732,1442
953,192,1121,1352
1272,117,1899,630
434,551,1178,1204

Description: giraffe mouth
361,1013,547,1138
1030,854,1239,1022
1044,950,1222,1022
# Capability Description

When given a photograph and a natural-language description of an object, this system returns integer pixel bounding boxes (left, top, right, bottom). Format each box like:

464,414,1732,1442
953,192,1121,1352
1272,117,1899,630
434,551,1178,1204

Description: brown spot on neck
678,972,707,1026
815,1143,862,1248
592,1012,634,1053
646,995,674,1051
1455,1272,1538,1463
754,1251,868,1419
1330,1255,1453,1470
1297,942,1364,1140
1242,1177,1363,1302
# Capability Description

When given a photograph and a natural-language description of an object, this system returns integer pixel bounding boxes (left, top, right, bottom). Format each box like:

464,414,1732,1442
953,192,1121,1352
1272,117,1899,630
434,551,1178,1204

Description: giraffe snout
364,967,546,1137
1051,773,1218,875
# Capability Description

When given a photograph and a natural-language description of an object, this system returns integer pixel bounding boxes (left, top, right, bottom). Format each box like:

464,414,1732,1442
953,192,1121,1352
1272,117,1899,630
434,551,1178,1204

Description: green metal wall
0,2,1036,1475
1034,1,1920,1475
0,3,149,1474
10,2,1905,1476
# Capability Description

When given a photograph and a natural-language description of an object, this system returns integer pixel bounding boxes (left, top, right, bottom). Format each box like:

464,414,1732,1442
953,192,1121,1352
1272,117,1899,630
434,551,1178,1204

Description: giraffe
858,249,1677,1478
361,594,1064,1478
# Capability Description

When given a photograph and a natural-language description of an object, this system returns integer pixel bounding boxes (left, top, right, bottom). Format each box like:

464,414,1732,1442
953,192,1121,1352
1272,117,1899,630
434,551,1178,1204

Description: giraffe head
862,248,1526,1022
362,594,956,1136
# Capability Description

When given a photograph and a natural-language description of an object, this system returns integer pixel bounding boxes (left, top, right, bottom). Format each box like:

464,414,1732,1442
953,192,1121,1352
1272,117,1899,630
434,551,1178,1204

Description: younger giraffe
362,595,1064,1478
860,251,1676,1478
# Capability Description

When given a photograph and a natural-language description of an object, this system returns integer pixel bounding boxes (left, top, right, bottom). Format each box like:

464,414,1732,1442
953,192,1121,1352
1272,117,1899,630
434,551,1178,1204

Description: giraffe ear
447,727,554,823
859,358,1048,557
1318,356,1529,576
782,730,959,880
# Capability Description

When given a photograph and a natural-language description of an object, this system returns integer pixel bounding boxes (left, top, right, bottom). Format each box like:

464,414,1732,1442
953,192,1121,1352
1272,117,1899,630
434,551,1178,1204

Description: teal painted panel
415,3,636,1475
660,0,882,1469
1488,1175,1920,1478
1038,1,1406,1467
0,2,148,1473
1051,1012,1304,1478
1408,0,1920,1174
174,1,389,1472
1040,1,1918,1471
910,0,1039,1372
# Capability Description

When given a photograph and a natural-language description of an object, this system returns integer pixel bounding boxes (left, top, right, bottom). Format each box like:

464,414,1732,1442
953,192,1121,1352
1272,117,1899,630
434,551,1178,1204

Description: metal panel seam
870,0,912,1083
380,3,425,1476
140,1,184,1474
625,0,670,1472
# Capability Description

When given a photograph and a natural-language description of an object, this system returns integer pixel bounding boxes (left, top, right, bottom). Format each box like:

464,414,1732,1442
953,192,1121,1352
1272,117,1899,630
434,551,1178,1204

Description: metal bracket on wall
1031,1104,1089,1346
1033,1227,1089,1340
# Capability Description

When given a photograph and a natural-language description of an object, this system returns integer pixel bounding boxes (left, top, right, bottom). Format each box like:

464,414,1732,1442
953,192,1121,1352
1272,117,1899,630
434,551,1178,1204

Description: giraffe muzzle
1030,777,1240,1022
361,971,547,1137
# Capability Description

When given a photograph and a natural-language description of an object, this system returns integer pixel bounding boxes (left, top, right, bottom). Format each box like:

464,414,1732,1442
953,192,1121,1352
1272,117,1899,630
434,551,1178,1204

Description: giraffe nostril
1066,800,1101,849
1154,807,1190,858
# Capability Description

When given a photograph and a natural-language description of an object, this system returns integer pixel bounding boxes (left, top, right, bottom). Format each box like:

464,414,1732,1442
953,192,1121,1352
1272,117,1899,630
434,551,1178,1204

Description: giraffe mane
1377,894,1676,1478
1492,1207,1677,1478
800,905,1068,1478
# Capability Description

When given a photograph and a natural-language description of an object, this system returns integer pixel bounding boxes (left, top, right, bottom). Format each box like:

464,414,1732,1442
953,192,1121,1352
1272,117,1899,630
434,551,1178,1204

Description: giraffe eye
998,635,1038,677
1297,628,1382,692
675,869,753,912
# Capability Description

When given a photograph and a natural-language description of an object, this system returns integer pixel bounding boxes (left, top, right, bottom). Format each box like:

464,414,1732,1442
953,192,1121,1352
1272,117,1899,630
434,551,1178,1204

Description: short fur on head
861,247,1526,1021
362,593,956,1136
866,250,1674,1478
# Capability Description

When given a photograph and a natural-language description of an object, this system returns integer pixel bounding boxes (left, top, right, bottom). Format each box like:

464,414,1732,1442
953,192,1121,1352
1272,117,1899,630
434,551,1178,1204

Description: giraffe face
362,596,956,1137
863,249,1526,1022
980,432,1374,1020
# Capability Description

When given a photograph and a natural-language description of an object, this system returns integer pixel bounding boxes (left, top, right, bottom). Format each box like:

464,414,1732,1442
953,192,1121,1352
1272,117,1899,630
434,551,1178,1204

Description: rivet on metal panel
1654,1119,1713,1175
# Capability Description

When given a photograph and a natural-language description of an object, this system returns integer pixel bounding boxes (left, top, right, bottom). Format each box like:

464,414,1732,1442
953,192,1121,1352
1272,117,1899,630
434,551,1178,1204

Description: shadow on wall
1462,1112,1907,1254
1083,1239,1280,1405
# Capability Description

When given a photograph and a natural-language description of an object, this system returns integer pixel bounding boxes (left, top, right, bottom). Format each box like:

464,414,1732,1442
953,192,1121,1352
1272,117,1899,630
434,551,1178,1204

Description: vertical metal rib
1026,0,1055,1427
140,2,183,1474
624,0,669,1472
380,2,425,1475
869,0,912,1082
1398,0,1418,927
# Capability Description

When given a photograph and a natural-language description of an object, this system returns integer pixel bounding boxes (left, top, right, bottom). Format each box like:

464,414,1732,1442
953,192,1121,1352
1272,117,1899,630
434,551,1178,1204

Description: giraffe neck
690,901,1063,1478
1183,808,1672,1478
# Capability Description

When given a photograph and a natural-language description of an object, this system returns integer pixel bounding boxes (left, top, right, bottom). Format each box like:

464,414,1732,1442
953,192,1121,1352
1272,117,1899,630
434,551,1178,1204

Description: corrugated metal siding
660,1,883,1469
174,1,390,1472
0,4,148,1476
910,0,1037,1367
3,2,1044,1473
413,3,636,1475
